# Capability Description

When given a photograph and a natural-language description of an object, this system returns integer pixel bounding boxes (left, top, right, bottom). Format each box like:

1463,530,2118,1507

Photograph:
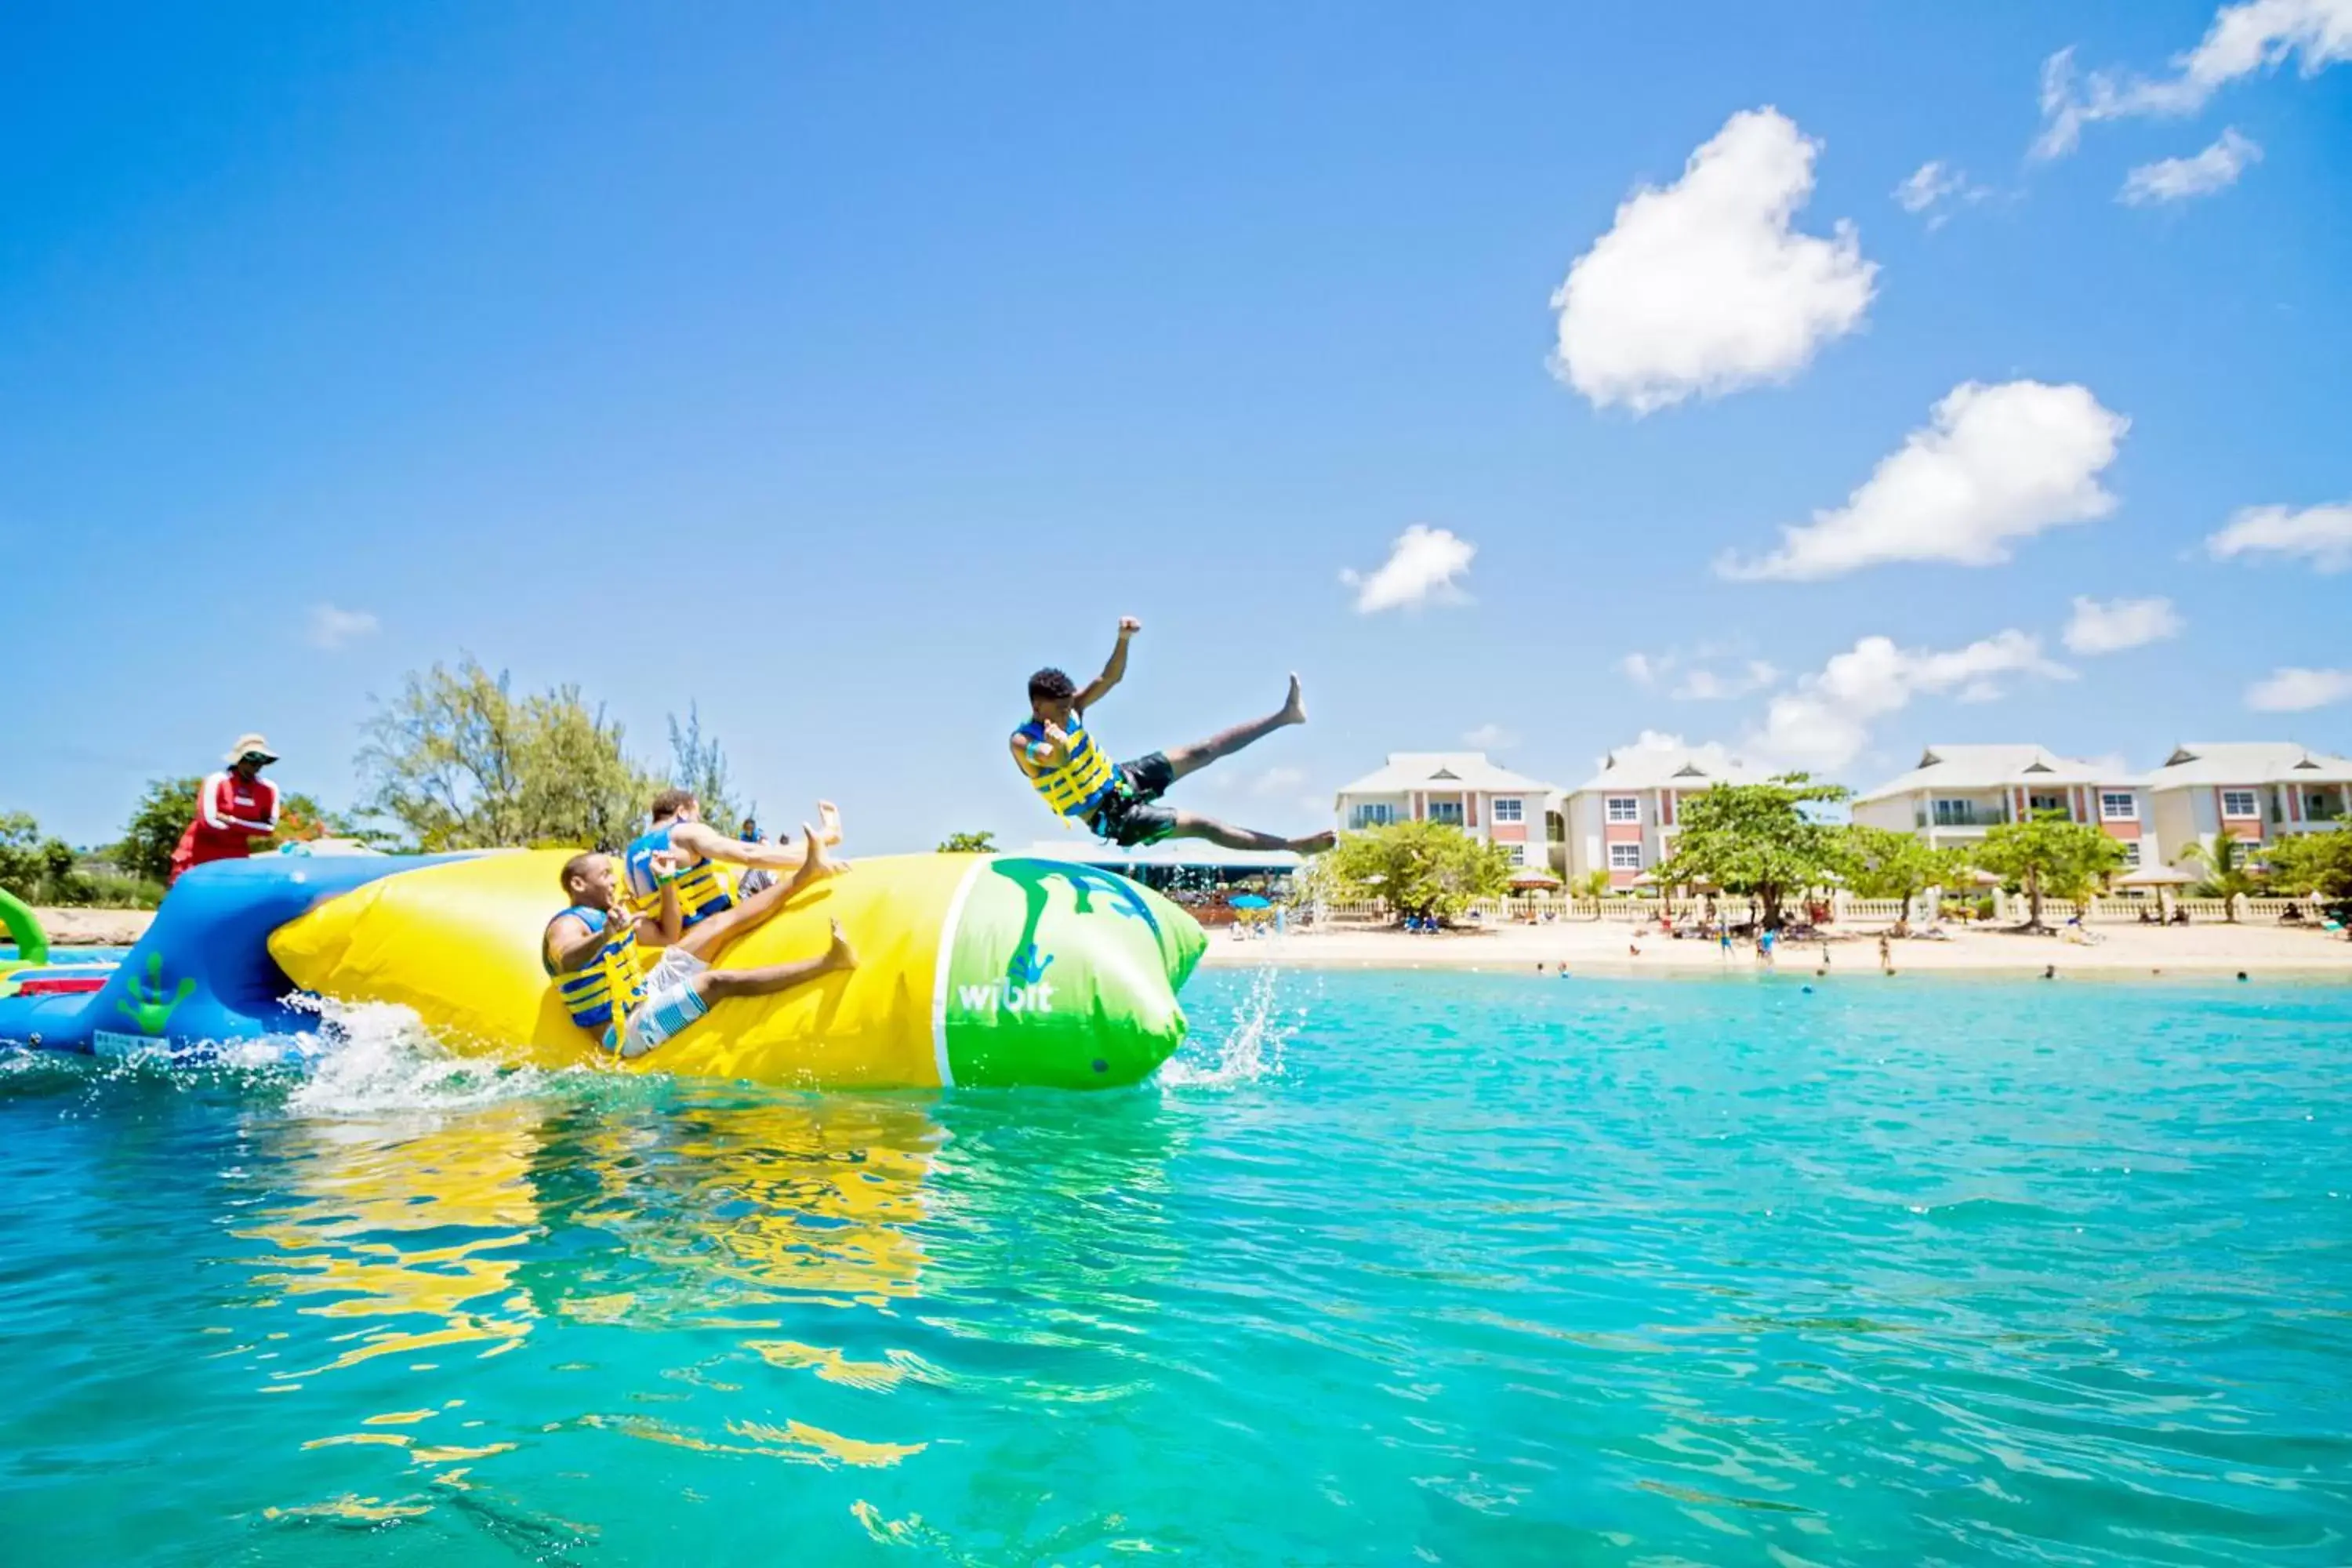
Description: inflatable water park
0,851,1207,1089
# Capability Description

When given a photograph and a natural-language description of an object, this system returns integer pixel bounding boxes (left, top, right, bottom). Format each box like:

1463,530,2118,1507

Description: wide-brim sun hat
227,732,281,764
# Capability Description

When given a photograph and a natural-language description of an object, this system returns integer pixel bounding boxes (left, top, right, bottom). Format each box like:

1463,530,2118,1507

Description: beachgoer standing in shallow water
1878,933,1893,974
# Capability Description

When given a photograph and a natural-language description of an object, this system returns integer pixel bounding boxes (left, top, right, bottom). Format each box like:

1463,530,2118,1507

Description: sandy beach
1200,919,2352,978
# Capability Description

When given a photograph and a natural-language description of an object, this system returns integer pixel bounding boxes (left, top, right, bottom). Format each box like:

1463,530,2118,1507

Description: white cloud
1249,764,1308,797
1341,524,1475,613
1672,659,1780,702
2120,129,2263,204
2035,2,2352,158
2205,499,2352,572
1462,723,1521,750
305,603,381,650
1893,161,1990,227
2063,595,2185,654
1619,645,1778,699
1748,630,2073,771
1549,107,1876,414
2246,666,2352,710
1717,380,2129,582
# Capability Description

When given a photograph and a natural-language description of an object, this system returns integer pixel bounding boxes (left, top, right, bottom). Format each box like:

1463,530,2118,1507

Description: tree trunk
2026,869,2044,929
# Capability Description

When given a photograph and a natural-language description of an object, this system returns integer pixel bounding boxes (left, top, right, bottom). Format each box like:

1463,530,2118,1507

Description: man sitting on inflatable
621,789,842,931
543,826,855,1059
1012,617,1336,854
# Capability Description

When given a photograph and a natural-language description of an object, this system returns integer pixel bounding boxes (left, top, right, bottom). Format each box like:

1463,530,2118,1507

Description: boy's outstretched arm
1074,616,1141,710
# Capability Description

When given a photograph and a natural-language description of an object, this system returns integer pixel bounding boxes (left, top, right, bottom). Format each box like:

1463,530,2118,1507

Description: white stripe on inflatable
927,858,985,1089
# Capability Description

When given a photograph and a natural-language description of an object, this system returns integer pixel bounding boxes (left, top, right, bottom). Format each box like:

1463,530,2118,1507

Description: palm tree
1571,868,1610,918
2180,835,2263,923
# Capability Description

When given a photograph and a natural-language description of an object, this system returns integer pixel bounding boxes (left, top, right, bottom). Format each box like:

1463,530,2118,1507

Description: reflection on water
238,1102,548,1385
9,973,2349,1564
218,1069,1067,1540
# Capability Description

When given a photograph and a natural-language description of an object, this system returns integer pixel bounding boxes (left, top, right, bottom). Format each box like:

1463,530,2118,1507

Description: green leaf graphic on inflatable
116,953,198,1036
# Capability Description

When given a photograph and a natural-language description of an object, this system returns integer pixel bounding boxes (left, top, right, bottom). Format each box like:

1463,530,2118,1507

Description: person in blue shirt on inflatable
1011,617,1336,854
620,789,841,932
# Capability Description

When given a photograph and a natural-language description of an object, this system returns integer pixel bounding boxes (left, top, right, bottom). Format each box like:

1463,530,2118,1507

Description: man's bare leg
1167,811,1336,855
679,825,848,963
697,919,860,1003
1163,675,1307,782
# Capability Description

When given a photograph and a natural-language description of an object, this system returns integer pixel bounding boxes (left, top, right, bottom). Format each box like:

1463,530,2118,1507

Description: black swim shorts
1085,752,1178,847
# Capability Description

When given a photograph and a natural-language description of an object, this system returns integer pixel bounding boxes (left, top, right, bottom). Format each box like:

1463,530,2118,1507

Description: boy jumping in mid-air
1011,617,1336,853
543,826,855,1060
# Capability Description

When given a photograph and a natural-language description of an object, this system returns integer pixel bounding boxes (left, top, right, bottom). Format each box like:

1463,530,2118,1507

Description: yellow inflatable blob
268,850,1204,1089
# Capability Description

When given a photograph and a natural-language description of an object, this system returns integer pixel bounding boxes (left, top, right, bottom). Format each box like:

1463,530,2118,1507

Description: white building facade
1330,753,1563,873
1563,746,1761,888
1850,744,2155,867
2142,742,2352,858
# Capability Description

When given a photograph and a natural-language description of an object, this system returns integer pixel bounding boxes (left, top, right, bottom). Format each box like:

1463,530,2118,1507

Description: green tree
2180,833,2266,922
358,657,659,850
938,831,998,854
1976,810,2127,931
1653,775,1849,931
1842,826,1964,926
113,776,353,886
1328,819,1511,925
2263,830,2352,906
667,704,742,833
1569,868,1611,908
0,811,78,902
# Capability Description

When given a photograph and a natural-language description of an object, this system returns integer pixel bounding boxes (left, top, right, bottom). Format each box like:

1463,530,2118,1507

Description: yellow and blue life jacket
1015,713,1119,822
623,822,736,928
543,905,645,1040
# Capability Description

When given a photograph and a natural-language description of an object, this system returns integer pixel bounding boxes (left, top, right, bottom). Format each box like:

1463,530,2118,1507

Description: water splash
280,995,580,1118
1160,962,1311,1090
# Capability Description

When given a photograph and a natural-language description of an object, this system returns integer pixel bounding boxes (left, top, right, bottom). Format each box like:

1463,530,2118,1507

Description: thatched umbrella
2114,861,2195,920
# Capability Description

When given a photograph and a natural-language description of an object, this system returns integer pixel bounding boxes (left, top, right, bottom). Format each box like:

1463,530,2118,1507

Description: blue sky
5,2,2347,852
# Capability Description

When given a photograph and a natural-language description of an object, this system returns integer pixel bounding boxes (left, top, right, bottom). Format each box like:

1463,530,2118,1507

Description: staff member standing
169,734,283,884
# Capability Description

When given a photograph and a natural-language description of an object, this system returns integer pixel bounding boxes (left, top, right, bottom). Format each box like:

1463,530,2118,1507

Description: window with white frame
1490,797,1523,823
1505,844,1526,866
1608,842,1642,870
2221,789,2258,819
1428,800,1464,826
2119,840,2142,868
1348,803,1395,830
2100,792,2136,821
1605,796,1639,823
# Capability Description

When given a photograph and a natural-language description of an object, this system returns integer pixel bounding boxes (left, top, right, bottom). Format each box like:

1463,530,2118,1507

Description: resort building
1563,744,1762,887
2141,742,2352,856
1330,752,1564,873
1850,744,2156,866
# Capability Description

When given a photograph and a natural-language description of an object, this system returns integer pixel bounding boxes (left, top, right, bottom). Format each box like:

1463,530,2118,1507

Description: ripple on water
0,971,2347,1563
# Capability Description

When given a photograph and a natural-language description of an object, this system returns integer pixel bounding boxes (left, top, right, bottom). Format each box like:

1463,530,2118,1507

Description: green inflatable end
0,888,48,970
938,858,1206,1089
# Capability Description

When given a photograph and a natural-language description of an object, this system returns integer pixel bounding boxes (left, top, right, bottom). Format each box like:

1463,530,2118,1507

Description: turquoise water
3,971,2348,1565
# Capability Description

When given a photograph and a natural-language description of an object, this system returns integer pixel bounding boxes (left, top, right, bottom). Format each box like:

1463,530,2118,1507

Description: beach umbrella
2114,862,2195,919
1229,894,1272,909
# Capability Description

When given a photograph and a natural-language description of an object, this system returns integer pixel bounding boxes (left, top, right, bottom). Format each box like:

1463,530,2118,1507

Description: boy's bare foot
1279,673,1306,726
1288,829,1337,854
815,800,844,846
797,822,850,884
820,918,858,973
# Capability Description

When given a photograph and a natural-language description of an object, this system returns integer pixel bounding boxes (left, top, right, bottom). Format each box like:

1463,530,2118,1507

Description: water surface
2,971,2347,1564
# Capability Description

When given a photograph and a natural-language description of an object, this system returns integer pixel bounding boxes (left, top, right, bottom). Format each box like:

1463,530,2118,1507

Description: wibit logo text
958,978,1057,1014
